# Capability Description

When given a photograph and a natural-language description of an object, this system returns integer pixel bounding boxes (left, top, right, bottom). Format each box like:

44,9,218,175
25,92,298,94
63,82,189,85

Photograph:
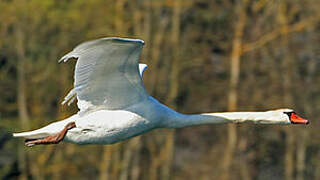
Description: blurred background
0,0,319,179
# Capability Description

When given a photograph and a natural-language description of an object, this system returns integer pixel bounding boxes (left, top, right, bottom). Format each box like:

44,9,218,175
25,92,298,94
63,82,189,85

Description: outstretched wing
59,37,148,112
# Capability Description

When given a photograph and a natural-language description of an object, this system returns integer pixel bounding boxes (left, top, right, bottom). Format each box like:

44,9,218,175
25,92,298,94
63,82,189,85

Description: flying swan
13,37,309,147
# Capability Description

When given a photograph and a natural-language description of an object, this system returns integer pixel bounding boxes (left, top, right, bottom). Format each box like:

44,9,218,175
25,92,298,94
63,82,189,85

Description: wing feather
60,37,148,112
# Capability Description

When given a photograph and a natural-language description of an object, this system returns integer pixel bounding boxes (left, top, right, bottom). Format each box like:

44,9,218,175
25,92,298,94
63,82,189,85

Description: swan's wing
62,63,148,106
59,37,148,112
138,63,148,78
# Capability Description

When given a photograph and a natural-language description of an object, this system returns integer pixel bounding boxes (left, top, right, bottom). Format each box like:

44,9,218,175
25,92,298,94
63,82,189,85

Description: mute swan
13,37,309,147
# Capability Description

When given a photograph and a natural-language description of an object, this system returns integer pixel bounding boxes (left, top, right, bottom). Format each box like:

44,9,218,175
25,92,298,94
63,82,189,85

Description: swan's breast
65,110,154,144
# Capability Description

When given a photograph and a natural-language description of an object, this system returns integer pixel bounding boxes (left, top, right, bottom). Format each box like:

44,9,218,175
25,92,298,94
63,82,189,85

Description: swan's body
13,37,308,146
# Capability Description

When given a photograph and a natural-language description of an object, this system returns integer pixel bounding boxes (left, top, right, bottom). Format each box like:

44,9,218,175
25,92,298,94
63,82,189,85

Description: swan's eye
283,111,294,119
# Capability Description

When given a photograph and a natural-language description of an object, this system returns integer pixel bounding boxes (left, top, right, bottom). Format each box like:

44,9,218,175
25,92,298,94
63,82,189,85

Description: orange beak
290,113,309,124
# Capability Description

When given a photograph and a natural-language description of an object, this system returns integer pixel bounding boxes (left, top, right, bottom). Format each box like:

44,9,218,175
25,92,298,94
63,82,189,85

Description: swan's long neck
147,96,288,128
162,110,287,128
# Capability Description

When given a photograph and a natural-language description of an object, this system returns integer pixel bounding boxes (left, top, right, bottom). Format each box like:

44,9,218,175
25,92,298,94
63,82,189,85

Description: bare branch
242,16,319,53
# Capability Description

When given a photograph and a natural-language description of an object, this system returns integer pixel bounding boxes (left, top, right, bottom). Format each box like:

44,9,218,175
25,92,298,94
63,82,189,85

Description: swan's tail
13,118,75,139
13,130,53,139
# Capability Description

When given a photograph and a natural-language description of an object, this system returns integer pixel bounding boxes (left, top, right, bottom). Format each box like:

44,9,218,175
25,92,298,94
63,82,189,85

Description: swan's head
269,109,309,125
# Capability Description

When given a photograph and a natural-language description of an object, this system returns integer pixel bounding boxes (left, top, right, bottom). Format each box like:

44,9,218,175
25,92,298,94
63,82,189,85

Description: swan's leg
25,122,76,147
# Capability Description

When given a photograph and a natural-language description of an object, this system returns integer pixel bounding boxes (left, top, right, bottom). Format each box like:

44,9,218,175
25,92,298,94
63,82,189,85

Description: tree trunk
295,49,316,180
284,130,294,180
99,147,112,180
277,2,295,180
129,137,142,180
148,9,169,94
16,24,30,180
161,1,182,179
142,0,151,60
115,0,125,36
296,130,307,180
221,1,247,180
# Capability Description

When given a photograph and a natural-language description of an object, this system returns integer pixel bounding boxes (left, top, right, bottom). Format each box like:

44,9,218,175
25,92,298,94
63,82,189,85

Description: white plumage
13,37,308,146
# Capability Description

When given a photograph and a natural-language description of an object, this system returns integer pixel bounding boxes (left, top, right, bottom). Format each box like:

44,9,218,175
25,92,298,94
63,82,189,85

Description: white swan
13,37,308,146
